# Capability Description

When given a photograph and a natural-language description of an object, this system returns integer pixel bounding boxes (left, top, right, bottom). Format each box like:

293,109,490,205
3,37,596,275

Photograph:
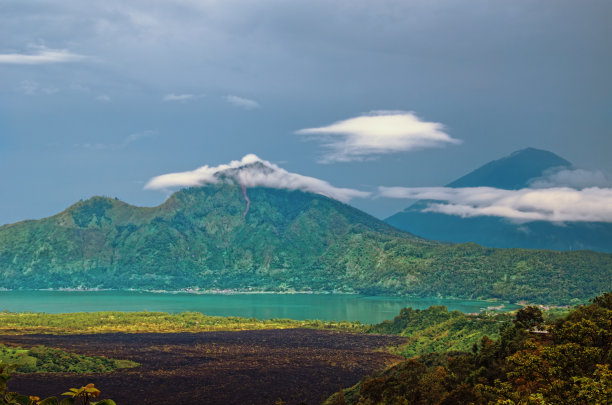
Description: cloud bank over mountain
296,111,460,163
145,154,370,203
529,168,611,189
379,186,612,223
145,153,612,222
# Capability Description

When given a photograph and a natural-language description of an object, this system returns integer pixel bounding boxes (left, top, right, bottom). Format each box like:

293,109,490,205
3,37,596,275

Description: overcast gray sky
1,0,611,225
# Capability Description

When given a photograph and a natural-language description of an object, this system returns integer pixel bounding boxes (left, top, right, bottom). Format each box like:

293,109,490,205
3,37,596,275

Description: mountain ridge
0,184,610,304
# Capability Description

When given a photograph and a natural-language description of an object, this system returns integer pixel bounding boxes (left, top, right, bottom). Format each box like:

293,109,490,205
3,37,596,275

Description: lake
0,291,518,324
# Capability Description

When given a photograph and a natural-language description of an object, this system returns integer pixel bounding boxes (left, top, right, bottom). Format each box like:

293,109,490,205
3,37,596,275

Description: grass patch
0,311,366,335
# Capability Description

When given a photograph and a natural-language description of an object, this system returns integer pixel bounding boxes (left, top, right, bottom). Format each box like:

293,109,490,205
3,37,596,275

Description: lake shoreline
1,287,511,302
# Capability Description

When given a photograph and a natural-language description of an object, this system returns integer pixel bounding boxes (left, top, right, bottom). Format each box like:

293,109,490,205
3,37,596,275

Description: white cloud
123,130,156,145
41,87,59,95
70,83,90,92
296,110,461,163
378,186,612,223
163,93,203,102
19,80,38,95
18,80,58,95
529,168,611,189
0,46,84,64
80,143,109,151
96,94,111,102
76,130,155,150
224,95,260,109
145,154,370,203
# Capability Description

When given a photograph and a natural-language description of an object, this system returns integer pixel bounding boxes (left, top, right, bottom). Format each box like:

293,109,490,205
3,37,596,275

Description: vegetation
368,306,512,357
0,298,597,404
325,291,612,404
0,365,115,405
0,311,365,335
0,345,137,373
0,185,610,304
61,383,114,405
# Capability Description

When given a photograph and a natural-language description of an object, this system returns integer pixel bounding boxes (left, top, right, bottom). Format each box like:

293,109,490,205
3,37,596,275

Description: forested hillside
1,185,611,303
369,306,511,357
326,292,612,404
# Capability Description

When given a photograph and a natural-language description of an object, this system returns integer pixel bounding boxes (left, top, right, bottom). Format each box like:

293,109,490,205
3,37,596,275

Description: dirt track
2,329,407,404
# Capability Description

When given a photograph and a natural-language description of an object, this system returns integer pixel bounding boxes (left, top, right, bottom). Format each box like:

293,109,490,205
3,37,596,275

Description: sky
1,0,611,225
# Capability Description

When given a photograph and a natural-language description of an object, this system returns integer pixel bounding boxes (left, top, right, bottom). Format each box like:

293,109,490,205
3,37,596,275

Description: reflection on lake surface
0,291,519,324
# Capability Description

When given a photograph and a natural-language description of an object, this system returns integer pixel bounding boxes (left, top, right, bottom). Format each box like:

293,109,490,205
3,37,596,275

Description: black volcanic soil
1,329,407,404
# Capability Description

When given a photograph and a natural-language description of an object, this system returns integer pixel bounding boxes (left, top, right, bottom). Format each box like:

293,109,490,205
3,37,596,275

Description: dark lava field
2,329,408,404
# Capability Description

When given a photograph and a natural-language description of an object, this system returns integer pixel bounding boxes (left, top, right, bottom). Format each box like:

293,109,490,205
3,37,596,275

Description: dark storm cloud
3,0,609,95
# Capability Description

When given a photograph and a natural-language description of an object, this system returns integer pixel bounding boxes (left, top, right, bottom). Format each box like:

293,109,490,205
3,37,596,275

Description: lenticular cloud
296,110,460,162
145,154,370,203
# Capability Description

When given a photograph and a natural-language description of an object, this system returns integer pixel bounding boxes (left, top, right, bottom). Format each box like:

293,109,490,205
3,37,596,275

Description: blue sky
1,0,611,225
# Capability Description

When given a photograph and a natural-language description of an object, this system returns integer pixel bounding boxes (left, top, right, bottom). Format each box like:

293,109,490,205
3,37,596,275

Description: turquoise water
0,291,518,324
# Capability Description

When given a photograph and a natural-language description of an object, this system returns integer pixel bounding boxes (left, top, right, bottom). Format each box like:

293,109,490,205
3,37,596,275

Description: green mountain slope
1,185,611,303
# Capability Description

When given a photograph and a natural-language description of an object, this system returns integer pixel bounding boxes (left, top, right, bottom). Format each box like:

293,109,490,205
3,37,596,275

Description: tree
514,306,544,328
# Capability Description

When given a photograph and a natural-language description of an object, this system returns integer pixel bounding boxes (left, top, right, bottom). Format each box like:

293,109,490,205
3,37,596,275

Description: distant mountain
1,183,611,303
385,148,612,252
446,147,571,189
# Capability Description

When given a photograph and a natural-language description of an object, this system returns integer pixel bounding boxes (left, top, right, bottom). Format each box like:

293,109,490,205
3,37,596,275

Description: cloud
19,80,38,95
0,46,84,64
77,130,156,150
18,80,58,95
96,94,111,102
378,186,612,223
296,111,461,163
123,130,156,146
41,87,59,95
79,143,109,151
163,93,204,102
529,167,611,189
70,83,90,92
145,154,370,203
224,95,260,109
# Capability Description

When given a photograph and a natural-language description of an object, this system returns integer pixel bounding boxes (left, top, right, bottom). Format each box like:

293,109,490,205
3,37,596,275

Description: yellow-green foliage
0,311,366,335
368,306,511,357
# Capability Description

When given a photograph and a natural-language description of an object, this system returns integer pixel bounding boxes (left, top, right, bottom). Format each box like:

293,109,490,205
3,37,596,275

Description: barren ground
2,329,407,404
